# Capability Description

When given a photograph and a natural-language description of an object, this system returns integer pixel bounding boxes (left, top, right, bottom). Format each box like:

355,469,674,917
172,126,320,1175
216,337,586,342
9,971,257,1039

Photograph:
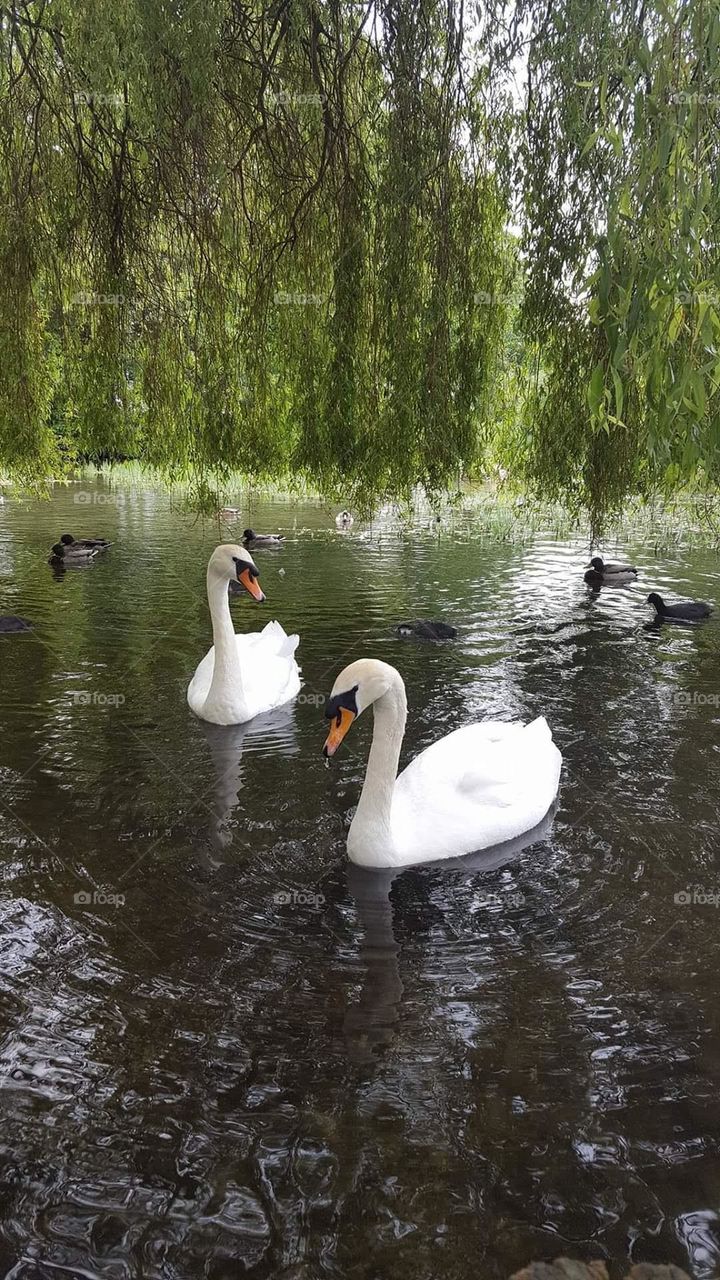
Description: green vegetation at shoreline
6,463,720,553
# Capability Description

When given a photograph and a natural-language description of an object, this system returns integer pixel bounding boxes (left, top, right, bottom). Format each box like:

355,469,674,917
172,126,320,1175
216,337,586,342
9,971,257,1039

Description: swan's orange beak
323,708,355,758
238,567,265,602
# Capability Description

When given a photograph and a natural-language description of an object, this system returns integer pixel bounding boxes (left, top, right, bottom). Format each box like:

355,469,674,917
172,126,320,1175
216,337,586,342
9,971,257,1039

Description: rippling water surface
1,480,720,1279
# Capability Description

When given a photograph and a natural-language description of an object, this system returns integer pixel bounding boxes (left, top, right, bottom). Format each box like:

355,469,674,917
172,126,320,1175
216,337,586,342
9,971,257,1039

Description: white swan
188,544,300,725
323,659,562,868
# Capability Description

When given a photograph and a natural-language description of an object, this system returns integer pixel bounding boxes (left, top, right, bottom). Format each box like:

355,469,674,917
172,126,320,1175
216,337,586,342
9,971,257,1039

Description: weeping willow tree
503,0,720,521
1,0,719,523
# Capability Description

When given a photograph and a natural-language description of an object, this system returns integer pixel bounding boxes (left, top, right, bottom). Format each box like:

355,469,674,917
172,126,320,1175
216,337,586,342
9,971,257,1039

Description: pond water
1,478,720,1280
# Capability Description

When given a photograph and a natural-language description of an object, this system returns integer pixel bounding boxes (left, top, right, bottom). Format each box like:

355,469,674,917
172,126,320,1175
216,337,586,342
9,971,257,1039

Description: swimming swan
322,658,562,868
188,544,300,725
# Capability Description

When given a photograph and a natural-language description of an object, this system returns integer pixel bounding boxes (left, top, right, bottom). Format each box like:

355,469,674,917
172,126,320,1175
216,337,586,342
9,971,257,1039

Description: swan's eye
233,557,258,578
324,684,361,721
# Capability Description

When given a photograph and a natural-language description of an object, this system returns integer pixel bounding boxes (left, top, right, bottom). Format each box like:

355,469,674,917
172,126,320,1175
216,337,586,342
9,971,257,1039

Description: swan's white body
188,546,300,725
326,660,562,868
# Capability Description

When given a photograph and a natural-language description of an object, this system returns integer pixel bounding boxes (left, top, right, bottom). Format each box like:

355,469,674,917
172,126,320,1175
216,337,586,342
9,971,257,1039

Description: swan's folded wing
187,647,216,706
390,717,561,863
275,630,300,660
234,622,301,717
396,722,515,801
396,718,557,812
240,620,299,659
456,718,557,804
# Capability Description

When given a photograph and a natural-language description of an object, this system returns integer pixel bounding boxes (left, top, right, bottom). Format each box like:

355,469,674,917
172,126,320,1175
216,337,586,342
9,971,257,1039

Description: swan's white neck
206,569,244,706
349,673,407,864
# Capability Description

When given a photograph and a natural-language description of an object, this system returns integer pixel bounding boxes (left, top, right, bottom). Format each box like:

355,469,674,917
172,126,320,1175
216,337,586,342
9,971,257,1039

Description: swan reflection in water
343,807,557,1064
199,702,299,853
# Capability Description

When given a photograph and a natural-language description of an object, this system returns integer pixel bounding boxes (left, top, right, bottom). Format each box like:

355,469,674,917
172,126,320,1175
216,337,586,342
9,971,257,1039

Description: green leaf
611,367,624,418
581,129,603,159
588,363,606,414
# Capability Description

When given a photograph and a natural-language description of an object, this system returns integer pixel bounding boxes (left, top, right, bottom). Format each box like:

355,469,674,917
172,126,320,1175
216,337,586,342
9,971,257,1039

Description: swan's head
323,658,398,757
208,544,265,602
586,556,604,572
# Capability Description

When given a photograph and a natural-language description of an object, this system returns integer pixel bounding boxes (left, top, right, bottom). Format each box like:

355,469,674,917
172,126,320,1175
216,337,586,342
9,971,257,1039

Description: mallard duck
584,555,638,585
647,592,712,622
219,507,241,519
187,544,300,725
0,616,32,633
60,533,111,551
243,528,284,546
395,619,457,640
322,658,562,868
335,510,354,528
49,542,101,565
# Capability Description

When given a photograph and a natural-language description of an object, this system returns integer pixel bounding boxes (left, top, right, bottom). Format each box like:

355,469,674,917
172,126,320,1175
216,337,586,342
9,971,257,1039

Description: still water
1,478,720,1280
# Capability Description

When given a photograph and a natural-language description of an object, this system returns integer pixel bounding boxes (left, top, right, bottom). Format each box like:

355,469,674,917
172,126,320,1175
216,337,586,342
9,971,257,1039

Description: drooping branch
0,0,718,524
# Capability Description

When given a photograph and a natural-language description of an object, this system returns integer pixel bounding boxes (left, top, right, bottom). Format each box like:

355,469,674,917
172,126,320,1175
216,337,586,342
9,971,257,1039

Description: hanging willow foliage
509,0,720,523
1,0,506,506
1,0,719,521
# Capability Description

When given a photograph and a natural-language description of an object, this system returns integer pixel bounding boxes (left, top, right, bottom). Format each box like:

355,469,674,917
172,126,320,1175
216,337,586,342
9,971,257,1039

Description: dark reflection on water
1,479,720,1279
